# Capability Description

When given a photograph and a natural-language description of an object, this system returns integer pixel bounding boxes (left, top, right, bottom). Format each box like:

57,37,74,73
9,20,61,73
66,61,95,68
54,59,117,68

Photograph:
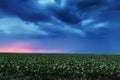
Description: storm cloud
0,0,120,38
0,0,120,53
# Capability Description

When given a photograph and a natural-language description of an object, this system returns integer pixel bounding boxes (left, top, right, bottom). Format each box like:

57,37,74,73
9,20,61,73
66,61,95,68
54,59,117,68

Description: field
0,53,120,80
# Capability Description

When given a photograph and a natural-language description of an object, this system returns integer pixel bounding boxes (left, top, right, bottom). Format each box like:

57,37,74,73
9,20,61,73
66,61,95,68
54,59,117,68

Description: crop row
0,54,120,80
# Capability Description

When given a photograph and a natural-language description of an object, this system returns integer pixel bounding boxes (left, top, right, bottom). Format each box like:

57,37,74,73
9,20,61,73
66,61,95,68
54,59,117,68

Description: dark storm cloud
0,0,119,22
0,0,52,22
1,0,120,53
0,0,105,23
0,0,120,38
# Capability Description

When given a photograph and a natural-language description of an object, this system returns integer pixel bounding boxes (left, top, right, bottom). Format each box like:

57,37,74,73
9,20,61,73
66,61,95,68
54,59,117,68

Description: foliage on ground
0,54,120,80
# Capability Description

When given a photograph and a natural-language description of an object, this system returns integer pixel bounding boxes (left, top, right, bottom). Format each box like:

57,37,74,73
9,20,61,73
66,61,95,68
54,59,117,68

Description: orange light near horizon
0,42,62,53
0,43,33,53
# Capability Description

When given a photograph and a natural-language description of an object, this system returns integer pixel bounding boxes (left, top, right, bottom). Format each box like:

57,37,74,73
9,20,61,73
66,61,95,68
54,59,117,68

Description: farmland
0,53,120,80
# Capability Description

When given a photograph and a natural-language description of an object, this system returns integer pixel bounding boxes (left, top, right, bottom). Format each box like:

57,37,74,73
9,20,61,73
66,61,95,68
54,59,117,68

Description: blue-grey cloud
0,0,120,39
0,0,120,53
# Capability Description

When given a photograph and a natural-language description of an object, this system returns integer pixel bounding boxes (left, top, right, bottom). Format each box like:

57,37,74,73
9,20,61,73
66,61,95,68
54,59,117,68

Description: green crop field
0,53,120,80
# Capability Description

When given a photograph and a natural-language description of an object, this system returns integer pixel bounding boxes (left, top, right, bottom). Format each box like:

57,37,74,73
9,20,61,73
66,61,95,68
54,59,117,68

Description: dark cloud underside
0,0,120,38
0,0,120,52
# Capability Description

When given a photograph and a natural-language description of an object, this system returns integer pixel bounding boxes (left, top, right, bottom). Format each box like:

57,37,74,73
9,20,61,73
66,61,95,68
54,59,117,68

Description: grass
0,53,120,80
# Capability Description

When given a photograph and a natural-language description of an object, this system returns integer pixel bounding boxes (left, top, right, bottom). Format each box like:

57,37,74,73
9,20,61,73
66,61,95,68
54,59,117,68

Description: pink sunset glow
0,42,62,53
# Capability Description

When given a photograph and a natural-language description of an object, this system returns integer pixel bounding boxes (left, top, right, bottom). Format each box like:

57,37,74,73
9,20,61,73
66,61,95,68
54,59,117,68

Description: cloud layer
0,0,120,53
0,0,120,39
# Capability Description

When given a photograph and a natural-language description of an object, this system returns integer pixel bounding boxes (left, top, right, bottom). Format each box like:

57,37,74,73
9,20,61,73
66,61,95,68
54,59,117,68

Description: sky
0,0,120,53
